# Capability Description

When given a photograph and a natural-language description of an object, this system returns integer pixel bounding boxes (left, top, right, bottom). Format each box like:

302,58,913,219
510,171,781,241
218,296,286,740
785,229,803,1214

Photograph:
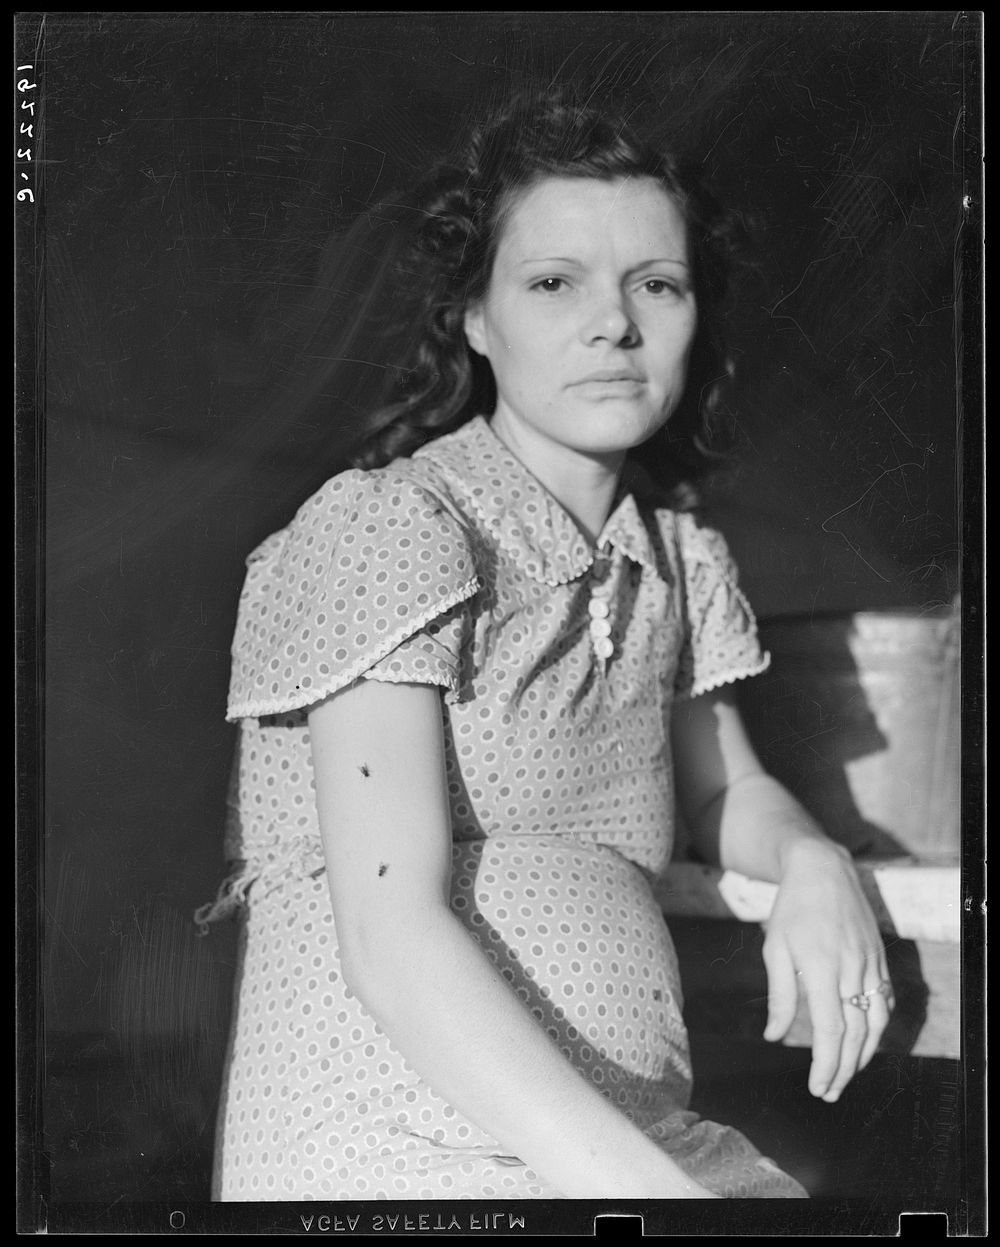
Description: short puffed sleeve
226,469,481,720
673,512,770,700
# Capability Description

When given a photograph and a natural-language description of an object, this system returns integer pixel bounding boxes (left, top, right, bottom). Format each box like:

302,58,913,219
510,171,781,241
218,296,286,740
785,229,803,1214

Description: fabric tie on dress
193,835,323,933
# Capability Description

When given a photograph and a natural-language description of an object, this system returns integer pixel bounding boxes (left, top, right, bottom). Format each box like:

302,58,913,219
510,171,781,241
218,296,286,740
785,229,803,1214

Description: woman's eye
642,278,679,296
531,277,566,293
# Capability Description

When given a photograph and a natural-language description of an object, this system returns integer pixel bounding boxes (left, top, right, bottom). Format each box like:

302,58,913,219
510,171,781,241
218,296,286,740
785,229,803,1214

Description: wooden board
670,916,961,1060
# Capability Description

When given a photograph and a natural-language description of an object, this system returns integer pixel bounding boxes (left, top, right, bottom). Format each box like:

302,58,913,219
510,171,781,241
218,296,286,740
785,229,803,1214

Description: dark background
22,10,979,1230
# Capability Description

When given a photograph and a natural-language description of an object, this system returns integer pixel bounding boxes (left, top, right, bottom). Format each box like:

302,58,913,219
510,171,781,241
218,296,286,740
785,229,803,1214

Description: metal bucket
739,609,960,864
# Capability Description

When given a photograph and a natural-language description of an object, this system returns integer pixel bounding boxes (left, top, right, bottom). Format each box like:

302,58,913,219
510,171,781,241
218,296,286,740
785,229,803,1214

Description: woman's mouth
570,369,645,385
569,371,647,399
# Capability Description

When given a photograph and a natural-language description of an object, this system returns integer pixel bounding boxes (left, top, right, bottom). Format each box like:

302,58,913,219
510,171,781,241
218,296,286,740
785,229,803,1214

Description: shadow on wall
739,608,961,865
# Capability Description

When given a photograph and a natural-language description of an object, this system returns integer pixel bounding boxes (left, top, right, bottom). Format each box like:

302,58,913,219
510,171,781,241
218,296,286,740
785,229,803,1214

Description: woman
199,91,891,1200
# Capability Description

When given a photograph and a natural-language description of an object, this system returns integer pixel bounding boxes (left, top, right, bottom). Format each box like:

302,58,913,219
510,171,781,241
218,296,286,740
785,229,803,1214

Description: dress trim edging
226,575,482,721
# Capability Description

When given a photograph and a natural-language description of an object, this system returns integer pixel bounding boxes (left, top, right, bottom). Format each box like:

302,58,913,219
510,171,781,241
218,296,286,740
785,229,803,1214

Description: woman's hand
762,838,892,1101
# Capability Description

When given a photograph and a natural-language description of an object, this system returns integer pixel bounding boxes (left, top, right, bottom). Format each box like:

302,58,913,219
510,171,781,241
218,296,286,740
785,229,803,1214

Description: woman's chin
572,411,671,457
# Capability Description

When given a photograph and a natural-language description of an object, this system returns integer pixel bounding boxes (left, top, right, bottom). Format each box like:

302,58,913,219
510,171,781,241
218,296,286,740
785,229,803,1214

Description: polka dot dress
208,416,804,1200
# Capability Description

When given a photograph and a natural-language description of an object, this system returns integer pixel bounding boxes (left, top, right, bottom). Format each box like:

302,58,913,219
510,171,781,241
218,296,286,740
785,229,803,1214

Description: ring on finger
843,979,893,1012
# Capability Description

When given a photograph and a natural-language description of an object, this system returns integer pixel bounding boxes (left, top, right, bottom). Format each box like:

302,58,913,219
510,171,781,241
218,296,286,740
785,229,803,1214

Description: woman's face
464,175,698,469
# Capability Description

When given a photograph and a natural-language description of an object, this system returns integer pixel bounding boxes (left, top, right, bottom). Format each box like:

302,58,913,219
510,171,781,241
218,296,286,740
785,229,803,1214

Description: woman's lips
569,371,646,398
570,369,645,385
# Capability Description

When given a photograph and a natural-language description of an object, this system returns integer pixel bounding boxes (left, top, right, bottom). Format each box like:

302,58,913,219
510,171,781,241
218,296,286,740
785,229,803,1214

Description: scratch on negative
820,462,926,583
602,175,632,225
821,462,925,531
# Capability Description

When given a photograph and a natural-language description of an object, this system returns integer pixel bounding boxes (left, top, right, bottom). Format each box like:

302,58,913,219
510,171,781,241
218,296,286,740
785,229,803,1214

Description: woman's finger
824,944,892,1099
857,967,894,1069
761,935,800,1043
821,980,870,1101
798,963,851,1099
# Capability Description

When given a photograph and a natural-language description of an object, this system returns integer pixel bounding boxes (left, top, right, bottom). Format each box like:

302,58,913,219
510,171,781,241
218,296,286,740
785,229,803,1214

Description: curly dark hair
351,89,745,507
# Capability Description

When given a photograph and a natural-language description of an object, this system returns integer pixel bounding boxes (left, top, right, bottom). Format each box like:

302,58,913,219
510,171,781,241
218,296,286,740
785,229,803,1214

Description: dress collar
413,416,664,586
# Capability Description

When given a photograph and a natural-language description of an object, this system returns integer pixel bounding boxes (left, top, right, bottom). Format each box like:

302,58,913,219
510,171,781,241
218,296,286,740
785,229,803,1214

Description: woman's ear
463,303,488,358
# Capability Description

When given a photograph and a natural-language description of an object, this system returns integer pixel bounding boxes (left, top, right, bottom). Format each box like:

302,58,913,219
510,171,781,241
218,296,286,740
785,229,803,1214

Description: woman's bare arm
671,688,891,1101
670,687,835,881
309,678,717,1198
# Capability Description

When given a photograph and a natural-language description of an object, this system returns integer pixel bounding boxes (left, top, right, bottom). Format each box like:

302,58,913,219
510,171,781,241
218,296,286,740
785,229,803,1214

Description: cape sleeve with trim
226,468,482,721
672,512,770,701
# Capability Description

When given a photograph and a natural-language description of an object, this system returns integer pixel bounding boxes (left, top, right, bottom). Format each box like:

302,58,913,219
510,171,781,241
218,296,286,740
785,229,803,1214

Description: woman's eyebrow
515,255,690,270
626,257,691,271
515,255,584,267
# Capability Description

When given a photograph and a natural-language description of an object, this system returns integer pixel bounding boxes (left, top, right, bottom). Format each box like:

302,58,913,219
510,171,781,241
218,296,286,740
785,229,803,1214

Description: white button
589,618,612,639
588,598,610,619
593,636,614,660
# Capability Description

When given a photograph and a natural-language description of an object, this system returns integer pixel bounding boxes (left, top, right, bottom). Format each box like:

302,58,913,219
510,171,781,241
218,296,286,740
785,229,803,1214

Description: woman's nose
581,294,637,346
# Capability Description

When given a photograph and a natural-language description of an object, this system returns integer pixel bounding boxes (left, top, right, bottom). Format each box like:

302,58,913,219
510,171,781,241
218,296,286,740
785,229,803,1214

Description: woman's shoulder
246,456,473,569
228,457,483,722
642,501,740,583
622,464,730,571
653,505,768,700
673,509,736,568
300,456,466,528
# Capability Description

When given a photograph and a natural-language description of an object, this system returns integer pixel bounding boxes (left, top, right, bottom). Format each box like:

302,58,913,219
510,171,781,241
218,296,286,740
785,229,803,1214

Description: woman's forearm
689,770,848,883
671,691,849,883
338,902,715,1200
